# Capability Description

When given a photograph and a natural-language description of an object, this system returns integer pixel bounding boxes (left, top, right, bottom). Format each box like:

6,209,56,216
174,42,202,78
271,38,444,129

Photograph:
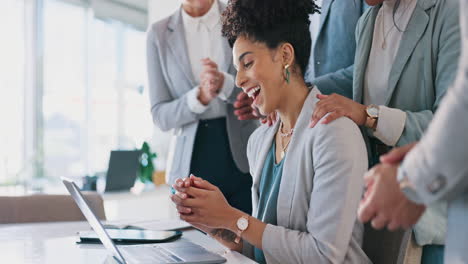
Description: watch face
237,217,248,231
367,105,379,118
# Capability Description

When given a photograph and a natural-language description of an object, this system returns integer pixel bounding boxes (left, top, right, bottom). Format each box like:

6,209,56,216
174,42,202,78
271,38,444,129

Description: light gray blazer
244,88,371,264
146,2,258,184
354,0,460,246
399,1,468,261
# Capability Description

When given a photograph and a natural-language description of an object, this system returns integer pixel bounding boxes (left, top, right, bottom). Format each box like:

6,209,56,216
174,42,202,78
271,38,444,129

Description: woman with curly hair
170,0,372,263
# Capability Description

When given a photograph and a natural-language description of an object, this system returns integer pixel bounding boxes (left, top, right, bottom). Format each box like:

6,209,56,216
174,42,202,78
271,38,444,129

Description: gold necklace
279,121,294,137
280,137,292,159
381,0,412,50
279,122,293,159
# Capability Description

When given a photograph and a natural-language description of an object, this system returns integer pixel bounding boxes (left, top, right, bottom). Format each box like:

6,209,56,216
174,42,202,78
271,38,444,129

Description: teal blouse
254,141,284,264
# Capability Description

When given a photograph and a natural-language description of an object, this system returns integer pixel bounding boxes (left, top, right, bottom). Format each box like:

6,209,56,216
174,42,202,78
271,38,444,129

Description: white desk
0,221,257,264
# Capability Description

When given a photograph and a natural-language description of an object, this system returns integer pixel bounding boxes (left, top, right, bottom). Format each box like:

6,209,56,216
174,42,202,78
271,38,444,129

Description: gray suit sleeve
399,48,468,204
262,118,368,264
146,27,199,132
395,3,461,147
308,0,369,99
311,65,354,98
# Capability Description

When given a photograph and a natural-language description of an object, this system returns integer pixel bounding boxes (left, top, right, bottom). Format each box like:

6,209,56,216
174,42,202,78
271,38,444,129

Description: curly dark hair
221,0,320,77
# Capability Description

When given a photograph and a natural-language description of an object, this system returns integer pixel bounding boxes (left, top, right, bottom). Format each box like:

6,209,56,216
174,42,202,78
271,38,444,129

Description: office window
88,19,119,174
41,1,152,180
89,21,151,175
43,0,88,179
121,28,152,150
0,0,25,184
0,0,153,188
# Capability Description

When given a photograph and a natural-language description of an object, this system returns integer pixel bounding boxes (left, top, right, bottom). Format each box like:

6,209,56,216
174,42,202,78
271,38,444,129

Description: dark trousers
190,118,252,215
369,137,392,167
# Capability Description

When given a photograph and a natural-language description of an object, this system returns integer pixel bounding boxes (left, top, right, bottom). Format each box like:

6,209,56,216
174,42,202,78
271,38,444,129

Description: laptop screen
62,177,126,264
105,150,142,192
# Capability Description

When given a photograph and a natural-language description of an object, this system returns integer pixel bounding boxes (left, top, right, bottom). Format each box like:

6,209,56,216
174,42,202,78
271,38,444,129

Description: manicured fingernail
186,208,191,213
194,181,201,185
181,193,187,199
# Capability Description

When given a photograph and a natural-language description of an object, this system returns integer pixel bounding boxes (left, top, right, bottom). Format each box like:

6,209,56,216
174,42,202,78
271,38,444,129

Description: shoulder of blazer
355,5,376,39
147,8,179,43
431,0,458,16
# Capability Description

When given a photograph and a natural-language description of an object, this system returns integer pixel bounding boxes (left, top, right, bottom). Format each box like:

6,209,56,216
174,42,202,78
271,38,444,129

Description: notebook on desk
62,177,226,264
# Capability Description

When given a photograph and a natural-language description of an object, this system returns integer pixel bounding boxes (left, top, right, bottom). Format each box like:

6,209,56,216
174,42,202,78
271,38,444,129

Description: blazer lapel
317,0,334,37
251,121,279,217
276,90,318,227
385,0,431,105
353,7,379,103
166,9,196,87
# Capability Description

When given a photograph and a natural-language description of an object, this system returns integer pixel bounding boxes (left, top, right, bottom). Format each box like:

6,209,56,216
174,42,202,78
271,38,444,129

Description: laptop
104,150,141,192
62,178,226,264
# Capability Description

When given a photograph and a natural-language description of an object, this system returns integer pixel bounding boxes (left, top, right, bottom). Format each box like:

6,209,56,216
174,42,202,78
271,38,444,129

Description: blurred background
0,0,183,194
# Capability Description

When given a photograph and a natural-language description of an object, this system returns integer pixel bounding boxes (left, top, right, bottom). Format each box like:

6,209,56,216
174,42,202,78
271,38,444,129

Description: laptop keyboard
121,245,184,263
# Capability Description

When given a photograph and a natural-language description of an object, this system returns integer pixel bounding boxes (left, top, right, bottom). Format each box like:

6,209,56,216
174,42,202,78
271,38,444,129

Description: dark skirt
190,117,253,214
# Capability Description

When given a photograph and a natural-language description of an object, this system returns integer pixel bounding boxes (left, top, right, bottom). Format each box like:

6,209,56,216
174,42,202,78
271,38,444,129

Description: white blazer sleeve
399,30,468,204
147,27,200,132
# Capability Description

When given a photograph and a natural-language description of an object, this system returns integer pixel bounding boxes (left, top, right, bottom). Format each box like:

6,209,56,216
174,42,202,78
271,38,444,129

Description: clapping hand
170,174,236,229
198,58,224,105
358,143,426,231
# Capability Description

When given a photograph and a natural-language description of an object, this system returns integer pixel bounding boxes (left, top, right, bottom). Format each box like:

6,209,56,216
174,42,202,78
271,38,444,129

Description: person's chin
258,105,272,117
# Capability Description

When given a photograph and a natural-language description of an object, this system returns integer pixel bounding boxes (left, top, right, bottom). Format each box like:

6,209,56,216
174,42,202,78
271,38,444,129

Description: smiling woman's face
233,36,285,116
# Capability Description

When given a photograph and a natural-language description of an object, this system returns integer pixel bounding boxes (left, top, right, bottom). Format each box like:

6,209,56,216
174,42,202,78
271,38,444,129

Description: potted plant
138,142,157,183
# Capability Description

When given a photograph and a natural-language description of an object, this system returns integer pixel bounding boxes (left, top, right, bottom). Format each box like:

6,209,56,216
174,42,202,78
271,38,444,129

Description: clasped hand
170,174,235,230
198,58,225,105
358,143,426,230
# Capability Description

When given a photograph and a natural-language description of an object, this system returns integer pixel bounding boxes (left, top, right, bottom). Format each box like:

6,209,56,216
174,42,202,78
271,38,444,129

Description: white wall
148,0,180,24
